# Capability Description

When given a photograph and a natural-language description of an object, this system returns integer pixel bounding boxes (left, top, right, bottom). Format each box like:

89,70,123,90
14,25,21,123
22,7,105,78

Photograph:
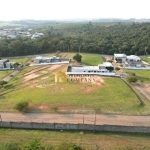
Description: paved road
132,83,150,101
0,112,150,127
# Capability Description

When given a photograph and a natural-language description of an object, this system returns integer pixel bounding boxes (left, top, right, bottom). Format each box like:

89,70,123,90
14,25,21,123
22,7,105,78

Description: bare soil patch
24,74,39,81
48,64,62,71
41,76,49,80
39,105,49,110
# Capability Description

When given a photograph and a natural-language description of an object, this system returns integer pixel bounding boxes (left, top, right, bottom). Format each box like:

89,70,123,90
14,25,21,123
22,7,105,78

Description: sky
0,0,149,21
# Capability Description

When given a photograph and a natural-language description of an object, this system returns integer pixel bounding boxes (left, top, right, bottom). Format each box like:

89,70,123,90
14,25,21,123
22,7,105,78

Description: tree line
0,22,150,57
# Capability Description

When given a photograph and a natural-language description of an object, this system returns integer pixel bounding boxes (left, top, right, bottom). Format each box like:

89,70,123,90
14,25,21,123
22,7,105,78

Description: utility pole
94,113,96,132
0,114,2,122
68,44,69,52
83,106,84,125
79,45,81,54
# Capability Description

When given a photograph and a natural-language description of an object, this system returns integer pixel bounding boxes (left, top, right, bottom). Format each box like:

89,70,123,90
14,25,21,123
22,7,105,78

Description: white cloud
0,0,150,20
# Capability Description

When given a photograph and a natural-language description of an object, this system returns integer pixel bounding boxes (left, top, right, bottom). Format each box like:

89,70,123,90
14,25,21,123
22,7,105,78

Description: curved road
0,112,150,127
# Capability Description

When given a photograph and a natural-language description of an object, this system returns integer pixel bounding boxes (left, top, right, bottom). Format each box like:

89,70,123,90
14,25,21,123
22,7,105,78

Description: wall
0,121,150,133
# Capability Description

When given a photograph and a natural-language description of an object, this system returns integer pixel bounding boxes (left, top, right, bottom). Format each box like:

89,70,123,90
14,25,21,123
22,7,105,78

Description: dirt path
2,70,20,82
0,112,150,127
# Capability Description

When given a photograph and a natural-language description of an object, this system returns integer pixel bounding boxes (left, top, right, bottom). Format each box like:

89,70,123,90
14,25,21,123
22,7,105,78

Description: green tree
73,53,82,62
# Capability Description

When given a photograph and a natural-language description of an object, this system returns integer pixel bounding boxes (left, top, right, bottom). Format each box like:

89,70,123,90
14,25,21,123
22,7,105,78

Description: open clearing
0,129,150,150
0,53,149,114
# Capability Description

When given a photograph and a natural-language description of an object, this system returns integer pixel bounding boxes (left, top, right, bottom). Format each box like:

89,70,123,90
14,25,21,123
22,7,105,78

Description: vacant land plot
0,129,150,150
125,69,150,83
0,53,147,114
81,53,104,65
0,70,13,80
9,57,31,65
141,56,150,64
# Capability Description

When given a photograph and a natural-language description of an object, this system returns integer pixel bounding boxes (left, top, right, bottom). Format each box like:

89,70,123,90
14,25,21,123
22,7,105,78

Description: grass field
0,129,150,150
81,53,104,65
0,70,14,80
9,57,32,64
141,56,150,64
125,69,150,83
0,53,148,114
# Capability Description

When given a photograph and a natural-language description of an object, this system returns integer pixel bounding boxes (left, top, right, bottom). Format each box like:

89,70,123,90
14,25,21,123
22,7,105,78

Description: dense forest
0,22,150,57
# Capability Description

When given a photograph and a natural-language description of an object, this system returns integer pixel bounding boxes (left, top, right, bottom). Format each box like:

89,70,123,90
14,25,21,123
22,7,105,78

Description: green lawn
9,57,31,64
141,56,150,64
0,75,145,114
81,53,104,65
125,69,150,83
0,129,150,150
0,70,14,80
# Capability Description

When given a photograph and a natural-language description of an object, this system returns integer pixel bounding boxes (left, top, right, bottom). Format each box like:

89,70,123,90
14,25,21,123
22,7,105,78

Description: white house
126,55,142,67
0,59,18,70
34,56,71,65
114,54,127,63
66,62,118,76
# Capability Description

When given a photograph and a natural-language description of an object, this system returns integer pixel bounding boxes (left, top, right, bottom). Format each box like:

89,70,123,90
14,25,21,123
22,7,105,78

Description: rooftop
114,53,126,57
127,55,141,60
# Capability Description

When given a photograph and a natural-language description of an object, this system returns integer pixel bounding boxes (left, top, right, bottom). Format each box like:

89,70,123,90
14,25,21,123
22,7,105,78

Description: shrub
115,67,120,71
131,72,136,76
4,142,21,150
25,139,45,150
107,60,113,63
57,142,82,150
14,101,29,112
0,80,8,87
127,76,138,83
73,53,82,62
25,63,30,66
50,106,58,112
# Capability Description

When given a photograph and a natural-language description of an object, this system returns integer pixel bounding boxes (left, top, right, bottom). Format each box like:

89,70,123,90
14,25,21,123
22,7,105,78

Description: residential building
126,55,142,67
114,54,127,63
34,56,71,65
66,62,117,76
0,59,18,70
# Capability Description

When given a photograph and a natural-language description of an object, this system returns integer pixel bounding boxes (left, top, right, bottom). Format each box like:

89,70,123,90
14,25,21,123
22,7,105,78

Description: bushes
107,60,113,63
14,101,29,112
2,140,83,150
0,80,8,87
73,53,82,62
4,142,21,150
127,76,138,83
50,106,59,112
115,67,120,71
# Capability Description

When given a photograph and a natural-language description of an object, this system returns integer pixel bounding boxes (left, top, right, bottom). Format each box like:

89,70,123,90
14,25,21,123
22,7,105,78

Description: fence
1,121,150,133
